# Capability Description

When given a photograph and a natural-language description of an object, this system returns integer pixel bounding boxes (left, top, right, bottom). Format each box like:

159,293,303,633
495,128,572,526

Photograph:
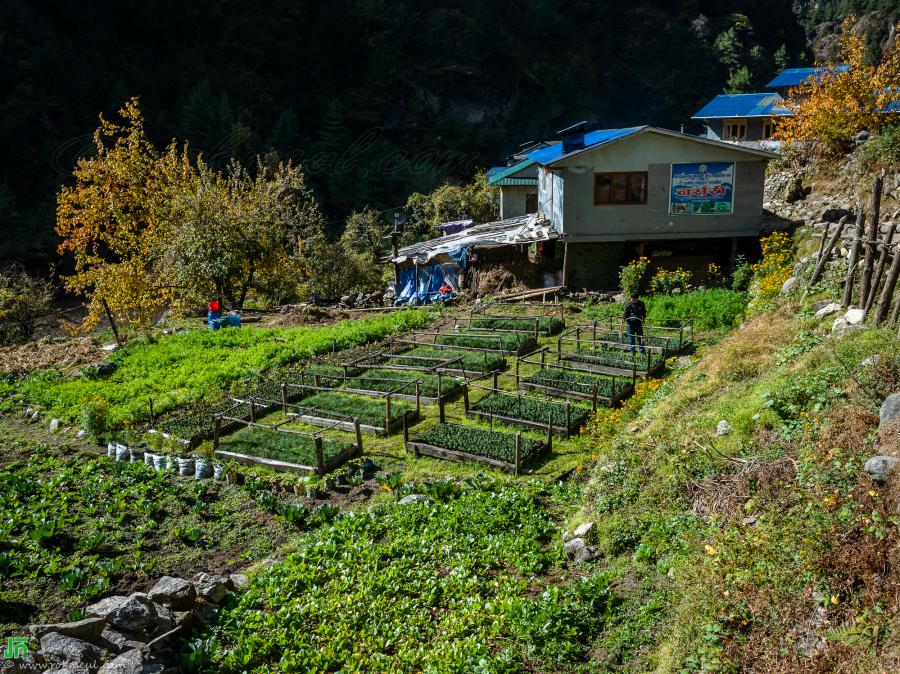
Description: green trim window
594,172,647,205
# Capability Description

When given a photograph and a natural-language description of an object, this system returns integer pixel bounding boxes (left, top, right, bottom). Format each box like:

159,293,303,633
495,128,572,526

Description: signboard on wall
669,162,734,215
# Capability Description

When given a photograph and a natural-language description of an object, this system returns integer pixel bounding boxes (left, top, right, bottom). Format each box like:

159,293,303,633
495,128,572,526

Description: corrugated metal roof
693,93,789,119
491,177,538,186
487,158,536,185
766,65,849,88
526,126,646,165
392,213,557,264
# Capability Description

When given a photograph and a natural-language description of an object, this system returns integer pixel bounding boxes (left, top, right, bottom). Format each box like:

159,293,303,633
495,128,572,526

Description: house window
763,120,776,139
594,172,647,205
723,120,747,140
525,192,538,214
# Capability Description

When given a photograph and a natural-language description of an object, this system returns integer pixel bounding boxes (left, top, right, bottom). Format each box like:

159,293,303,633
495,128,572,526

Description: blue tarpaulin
395,264,459,305
447,246,470,269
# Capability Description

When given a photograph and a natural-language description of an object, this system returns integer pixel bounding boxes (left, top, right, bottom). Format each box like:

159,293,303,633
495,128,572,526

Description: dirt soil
0,338,107,375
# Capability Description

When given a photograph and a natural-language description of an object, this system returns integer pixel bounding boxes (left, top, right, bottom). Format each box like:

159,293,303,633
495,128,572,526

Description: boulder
573,521,595,538
86,596,131,619
30,410,40,423
814,302,841,319
105,595,158,633
863,355,882,367
822,207,852,223
864,455,900,484
228,573,250,591
39,632,106,664
563,537,597,563
783,177,805,203
97,650,144,674
715,420,732,437
844,308,865,325
780,276,798,295
193,573,229,604
880,394,900,429
147,576,196,610
98,628,131,654
398,494,432,505
29,617,106,642
48,418,60,433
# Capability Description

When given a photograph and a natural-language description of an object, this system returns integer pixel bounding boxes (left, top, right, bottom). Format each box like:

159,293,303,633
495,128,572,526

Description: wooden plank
466,409,576,436
213,449,316,474
405,441,551,473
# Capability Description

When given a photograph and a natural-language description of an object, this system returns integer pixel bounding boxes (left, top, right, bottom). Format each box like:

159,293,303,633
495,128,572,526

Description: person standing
623,292,646,354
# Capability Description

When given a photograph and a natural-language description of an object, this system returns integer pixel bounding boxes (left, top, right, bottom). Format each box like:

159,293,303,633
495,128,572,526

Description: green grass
297,391,415,427
471,392,590,432
435,331,537,353
387,347,506,373
20,310,431,426
217,425,352,465
582,288,747,332
415,423,545,465
522,367,629,399
196,483,569,672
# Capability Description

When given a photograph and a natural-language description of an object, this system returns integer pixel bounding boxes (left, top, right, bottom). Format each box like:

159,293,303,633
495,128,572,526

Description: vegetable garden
408,422,548,473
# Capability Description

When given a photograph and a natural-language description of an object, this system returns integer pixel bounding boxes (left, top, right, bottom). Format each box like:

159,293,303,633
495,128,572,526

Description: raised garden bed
518,367,633,405
382,347,506,376
407,423,548,473
215,425,359,475
467,390,589,436
288,391,417,435
432,331,537,354
559,347,665,377
450,315,565,336
324,369,461,402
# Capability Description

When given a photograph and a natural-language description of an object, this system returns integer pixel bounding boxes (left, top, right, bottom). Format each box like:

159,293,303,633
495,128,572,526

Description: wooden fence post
415,381,421,416
860,177,883,304
314,436,325,477
492,370,499,393
313,374,321,389
575,326,581,350
462,383,469,413
548,413,554,450
515,358,520,384
402,411,410,445
385,394,392,432
843,203,865,308
281,383,288,414
874,238,900,326
249,399,256,423
865,224,896,314
514,433,521,477
439,395,446,424
592,384,598,413
809,216,848,287
354,417,363,453
566,401,571,436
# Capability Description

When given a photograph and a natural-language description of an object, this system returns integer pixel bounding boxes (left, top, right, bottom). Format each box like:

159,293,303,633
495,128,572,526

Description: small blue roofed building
766,65,850,96
487,140,559,219
693,93,789,146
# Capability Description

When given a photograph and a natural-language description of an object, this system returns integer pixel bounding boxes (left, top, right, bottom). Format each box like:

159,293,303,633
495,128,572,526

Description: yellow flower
705,544,718,556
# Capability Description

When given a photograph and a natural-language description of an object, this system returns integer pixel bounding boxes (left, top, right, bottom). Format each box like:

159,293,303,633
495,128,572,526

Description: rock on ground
105,595,158,633
29,617,106,642
97,649,144,674
715,420,732,437
39,632,106,663
193,573,229,604
815,302,841,319
880,393,900,429
865,456,900,484
147,576,196,610
398,494,432,505
563,537,597,563
573,521,594,538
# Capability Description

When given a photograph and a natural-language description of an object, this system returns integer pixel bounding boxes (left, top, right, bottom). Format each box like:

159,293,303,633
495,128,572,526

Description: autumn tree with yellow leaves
776,16,900,152
57,99,324,334
56,98,172,338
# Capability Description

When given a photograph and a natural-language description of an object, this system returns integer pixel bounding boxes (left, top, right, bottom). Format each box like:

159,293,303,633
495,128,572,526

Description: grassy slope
567,303,900,672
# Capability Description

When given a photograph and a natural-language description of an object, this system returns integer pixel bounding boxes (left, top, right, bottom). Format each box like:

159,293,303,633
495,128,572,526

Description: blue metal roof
693,93,789,119
526,126,646,165
766,65,849,88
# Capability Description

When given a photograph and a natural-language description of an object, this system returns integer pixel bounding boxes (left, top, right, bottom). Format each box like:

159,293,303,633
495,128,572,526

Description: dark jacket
623,299,646,326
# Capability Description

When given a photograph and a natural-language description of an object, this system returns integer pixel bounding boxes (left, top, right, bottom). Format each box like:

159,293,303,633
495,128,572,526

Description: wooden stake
462,383,469,412
874,239,900,326
402,411,410,444
101,299,123,347
860,176,883,304
281,383,288,414
809,216,848,287
865,224,896,315
314,436,325,477
439,395,445,424
354,417,363,452
842,203,865,308
385,394,392,431
415,381,421,417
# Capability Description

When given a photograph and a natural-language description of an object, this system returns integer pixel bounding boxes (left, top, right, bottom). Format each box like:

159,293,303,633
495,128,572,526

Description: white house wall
543,132,768,241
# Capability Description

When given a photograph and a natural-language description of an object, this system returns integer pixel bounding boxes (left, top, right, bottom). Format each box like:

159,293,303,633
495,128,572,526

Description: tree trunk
101,299,123,347
859,176,883,306
809,217,848,287
842,203,865,308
